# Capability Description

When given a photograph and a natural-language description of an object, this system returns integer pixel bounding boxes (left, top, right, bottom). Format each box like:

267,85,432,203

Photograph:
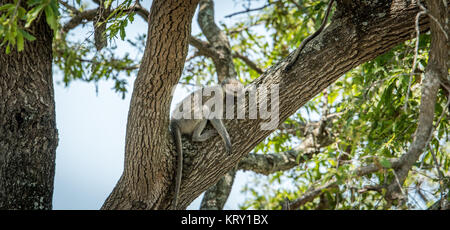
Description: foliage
1,0,138,96
0,0,59,53
1,0,448,210
234,0,449,210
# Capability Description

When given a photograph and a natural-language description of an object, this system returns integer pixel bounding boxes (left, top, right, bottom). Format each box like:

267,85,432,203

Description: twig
59,0,79,13
233,52,264,74
428,143,447,209
404,8,426,111
287,0,302,11
417,1,449,41
391,169,407,200
224,4,271,18
357,185,384,193
287,180,338,210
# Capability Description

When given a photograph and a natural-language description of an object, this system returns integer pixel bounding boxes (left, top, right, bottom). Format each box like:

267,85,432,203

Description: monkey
283,0,335,73
169,78,244,210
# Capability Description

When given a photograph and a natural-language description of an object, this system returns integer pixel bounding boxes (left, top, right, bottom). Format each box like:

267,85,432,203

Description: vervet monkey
283,0,335,72
170,78,244,210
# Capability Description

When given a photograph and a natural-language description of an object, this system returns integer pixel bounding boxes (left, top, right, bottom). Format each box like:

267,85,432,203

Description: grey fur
170,78,243,210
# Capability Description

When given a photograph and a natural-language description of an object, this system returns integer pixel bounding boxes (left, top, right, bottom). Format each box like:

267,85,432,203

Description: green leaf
0,3,14,12
5,44,10,54
19,29,36,41
50,0,60,17
119,26,126,40
380,158,392,168
44,5,57,31
16,30,24,51
25,4,45,28
18,7,27,20
27,0,42,7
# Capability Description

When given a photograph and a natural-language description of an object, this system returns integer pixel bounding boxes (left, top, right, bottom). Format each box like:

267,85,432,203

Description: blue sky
52,0,264,210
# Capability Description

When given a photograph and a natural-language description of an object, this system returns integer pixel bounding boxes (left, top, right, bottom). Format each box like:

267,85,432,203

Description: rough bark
0,5,57,209
93,0,108,51
101,0,200,210
197,0,237,82
200,168,236,210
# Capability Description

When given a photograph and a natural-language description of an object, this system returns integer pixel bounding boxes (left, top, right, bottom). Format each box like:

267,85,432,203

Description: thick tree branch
188,36,218,59
189,36,264,74
384,0,448,202
354,159,402,177
130,1,150,20
197,0,237,82
238,149,307,176
168,1,437,210
200,168,237,210
62,8,98,32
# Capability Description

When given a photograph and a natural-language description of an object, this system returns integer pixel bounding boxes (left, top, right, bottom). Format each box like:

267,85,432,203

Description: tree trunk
101,0,200,210
0,9,57,209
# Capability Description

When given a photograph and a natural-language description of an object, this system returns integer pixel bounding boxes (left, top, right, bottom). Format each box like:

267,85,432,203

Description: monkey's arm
283,0,335,73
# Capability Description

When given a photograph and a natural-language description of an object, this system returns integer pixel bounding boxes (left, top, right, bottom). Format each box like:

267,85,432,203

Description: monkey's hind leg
210,119,232,154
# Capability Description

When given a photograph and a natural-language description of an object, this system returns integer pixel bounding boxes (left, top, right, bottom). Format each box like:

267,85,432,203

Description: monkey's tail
283,0,335,73
170,121,183,210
